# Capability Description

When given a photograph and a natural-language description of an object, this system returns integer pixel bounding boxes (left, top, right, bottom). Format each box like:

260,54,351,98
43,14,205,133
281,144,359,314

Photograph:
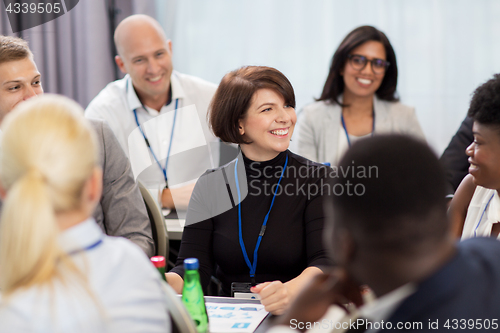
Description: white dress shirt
85,71,219,191
0,218,170,333
462,186,500,239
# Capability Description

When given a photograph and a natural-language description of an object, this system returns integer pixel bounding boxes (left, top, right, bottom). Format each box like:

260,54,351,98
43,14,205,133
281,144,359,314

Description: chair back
138,181,169,259
161,281,198,333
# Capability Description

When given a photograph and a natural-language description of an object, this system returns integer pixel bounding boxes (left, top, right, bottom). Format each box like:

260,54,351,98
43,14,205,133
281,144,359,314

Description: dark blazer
383,237,500,332
89,119,154,257
439,117,474,195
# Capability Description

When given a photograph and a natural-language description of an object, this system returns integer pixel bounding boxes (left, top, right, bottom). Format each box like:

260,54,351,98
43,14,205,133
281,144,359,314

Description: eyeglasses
347,54,390,74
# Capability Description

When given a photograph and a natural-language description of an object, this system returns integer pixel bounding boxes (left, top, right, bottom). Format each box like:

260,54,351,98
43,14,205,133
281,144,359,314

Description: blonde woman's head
0,94,101,294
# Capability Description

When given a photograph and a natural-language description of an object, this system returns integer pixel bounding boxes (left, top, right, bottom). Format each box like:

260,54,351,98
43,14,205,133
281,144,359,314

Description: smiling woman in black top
167,66,332,315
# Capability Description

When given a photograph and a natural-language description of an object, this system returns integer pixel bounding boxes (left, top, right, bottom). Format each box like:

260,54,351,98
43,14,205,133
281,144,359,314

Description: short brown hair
209,66,295,144
0,35,32,65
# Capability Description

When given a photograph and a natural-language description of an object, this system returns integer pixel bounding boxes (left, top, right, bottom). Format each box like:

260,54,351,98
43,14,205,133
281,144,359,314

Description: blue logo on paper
240,307,258,311
231,323,250,329
219,306,236,311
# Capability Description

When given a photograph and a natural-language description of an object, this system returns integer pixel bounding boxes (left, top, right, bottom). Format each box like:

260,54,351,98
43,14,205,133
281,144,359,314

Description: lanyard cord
341,108,375,147
474,193,495,237
234,153,289,282
129,75,179,187
67,238,103,256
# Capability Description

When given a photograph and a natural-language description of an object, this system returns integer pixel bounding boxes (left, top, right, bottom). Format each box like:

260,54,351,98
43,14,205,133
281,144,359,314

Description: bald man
85,15,219,210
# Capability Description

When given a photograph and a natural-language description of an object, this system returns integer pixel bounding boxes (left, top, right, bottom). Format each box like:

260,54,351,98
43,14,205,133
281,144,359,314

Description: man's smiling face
0,57,43,122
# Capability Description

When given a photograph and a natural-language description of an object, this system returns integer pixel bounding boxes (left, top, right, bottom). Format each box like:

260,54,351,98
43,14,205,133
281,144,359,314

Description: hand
161,188,175,209
161,183,195,210
273,269,363,331
251,281,290,315
165,272,184,294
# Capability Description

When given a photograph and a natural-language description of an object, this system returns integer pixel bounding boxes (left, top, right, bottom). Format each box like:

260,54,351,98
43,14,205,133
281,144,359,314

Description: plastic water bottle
182,258,209,333
150,256,167,282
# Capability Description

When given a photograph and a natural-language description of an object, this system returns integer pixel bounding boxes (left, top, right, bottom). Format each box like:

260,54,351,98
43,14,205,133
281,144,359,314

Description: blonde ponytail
0,169,61,292
0,94,98,296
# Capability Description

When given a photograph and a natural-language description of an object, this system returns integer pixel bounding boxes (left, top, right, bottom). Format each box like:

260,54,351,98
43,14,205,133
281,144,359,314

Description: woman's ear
238,121,245,136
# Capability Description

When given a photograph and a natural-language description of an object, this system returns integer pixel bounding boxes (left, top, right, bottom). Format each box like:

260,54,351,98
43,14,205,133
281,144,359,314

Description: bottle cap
184,258,199,270
151,256,166,268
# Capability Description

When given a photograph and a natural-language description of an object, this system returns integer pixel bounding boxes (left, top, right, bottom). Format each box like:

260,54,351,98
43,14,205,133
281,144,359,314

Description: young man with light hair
0,35,155,256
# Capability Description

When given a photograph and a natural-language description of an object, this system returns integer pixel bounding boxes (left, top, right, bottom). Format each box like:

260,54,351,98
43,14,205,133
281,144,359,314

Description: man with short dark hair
271,134,500,332
0,36,41,121
0,35,155,257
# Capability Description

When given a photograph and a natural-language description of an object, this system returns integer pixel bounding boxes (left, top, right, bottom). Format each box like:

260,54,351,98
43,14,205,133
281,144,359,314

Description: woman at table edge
166,66,331,315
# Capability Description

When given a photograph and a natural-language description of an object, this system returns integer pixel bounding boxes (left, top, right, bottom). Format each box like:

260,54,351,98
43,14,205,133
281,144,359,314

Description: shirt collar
170,70,185,101
359,283,416,325
126,74,143,112
126,71,185,115
59,218,104,254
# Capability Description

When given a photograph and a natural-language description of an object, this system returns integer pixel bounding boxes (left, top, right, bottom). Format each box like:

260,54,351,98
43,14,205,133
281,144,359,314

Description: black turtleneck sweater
170,150,333,296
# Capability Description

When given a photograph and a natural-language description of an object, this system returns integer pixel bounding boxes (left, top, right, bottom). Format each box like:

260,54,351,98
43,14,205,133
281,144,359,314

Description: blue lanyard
129,79,178,187
474,193,495,237
341,109,375,147
68,238,103,256
234,154,288,282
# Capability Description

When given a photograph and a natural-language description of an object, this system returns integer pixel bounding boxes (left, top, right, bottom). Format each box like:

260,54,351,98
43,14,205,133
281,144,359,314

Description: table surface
163,209,185,240
204,296,270,333
164,218,184,240
176,296,269,332
205,296,261,304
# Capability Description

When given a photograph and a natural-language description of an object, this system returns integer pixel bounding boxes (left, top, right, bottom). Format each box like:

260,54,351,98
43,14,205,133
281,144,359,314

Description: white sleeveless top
462,186,500,239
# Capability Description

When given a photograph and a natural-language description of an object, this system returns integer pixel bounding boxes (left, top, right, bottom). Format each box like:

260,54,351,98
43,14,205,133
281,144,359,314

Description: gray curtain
0,0,157,108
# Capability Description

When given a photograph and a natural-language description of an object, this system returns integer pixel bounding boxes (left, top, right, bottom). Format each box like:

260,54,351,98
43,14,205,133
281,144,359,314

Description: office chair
138,181,169,259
